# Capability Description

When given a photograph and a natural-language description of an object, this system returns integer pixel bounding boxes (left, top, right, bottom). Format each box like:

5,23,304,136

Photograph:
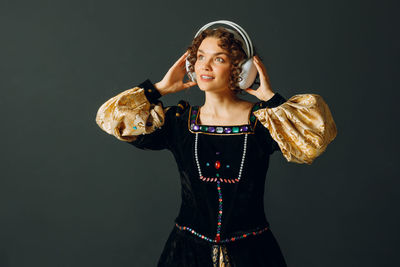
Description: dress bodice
164,103,280,241
95,78,337,245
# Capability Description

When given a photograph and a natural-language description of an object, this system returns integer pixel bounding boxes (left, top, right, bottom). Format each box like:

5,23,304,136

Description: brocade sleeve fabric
253,93,337,164
95,79,167,143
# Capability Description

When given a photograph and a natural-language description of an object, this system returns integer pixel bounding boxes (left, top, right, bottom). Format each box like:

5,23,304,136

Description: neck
201,90,242,117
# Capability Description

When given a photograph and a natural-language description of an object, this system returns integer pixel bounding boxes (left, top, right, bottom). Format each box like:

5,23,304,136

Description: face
194,37,232,93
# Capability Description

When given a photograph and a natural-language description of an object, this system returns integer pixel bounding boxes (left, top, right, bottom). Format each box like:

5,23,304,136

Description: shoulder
251,93,288,111
164,99,191,120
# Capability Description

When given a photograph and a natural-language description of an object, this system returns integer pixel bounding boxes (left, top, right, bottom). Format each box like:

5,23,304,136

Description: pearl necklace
194,132,248,182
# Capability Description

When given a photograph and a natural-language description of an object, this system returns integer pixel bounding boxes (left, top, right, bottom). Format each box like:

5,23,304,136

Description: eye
197,55,204,60
216,57,225,63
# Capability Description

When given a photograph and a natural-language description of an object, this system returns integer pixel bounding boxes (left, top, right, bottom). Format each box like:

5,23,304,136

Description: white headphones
185,20,258,89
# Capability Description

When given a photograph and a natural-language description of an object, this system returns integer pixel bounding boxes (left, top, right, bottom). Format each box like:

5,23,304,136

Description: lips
200,74,214,80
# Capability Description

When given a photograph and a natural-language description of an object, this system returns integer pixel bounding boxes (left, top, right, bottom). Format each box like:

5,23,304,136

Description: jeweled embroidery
187,105,261,135
194,133,248,184
175,223,269,244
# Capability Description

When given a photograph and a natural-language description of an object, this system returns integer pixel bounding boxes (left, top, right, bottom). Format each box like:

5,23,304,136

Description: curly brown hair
186,27,250,95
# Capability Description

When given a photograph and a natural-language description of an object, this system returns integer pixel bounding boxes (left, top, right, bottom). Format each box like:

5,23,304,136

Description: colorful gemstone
132,126,137,129
216,127,224,133
240,126,249,132
224,127,232,133
226,165,230,168
250,115,256,122
208,127,216,133
200,126,208,131
215,161,221,169
193,125,200,131
232,126,239,133
216,173,220,177
206,162,210,166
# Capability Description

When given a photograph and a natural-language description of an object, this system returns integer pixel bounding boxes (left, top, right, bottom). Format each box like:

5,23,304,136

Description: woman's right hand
154,51,197,96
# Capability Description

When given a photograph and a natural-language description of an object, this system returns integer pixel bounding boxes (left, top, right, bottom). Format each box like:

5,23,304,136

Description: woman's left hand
244,55,276,101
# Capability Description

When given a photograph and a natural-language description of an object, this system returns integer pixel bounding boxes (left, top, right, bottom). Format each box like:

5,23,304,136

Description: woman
95,25,337,267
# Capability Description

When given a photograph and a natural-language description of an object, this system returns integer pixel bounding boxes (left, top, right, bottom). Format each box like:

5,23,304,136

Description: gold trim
212,245,231,267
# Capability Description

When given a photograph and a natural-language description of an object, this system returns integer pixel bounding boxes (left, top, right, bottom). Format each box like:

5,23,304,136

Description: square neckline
188,102,263,135
195,102,257,127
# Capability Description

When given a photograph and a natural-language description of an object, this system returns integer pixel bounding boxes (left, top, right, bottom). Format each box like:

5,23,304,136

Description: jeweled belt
175,222,269,244
175,222,269,267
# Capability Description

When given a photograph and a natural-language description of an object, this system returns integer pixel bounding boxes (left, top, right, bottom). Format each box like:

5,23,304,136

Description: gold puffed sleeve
253,94,337,165
95,83,168,142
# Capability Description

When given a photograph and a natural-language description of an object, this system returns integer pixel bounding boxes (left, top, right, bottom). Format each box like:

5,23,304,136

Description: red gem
216,235,221,243
215,161,221,169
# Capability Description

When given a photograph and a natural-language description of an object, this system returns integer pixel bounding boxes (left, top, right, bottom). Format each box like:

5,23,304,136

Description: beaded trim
188,104,261,135
194,133,248,184
216,180,223,240
175,223,269,244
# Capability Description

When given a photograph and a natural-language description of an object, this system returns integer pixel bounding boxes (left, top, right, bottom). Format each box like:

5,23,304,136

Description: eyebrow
198,49,228,56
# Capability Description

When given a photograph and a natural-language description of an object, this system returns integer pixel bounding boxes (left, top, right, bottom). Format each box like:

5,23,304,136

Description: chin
198,83,217,92
198,84,231,94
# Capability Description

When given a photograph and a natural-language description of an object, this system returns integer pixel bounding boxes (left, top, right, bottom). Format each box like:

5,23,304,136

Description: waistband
175,222,269,244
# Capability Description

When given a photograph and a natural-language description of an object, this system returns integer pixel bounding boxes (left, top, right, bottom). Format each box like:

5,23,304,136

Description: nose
199,57,212,71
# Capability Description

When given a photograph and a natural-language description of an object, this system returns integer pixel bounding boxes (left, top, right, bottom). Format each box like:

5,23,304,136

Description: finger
254,57,270,86
254,56,267,75
183,81,197,89
174,51,189,67
253,57,265,79
255,56,269,78
244,88,256,96
177,51,190,67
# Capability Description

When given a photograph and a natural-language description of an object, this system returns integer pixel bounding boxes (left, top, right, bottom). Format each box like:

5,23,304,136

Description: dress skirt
157,224,288,267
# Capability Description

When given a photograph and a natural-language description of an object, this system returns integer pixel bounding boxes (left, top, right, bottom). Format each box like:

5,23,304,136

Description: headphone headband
192,20,254,58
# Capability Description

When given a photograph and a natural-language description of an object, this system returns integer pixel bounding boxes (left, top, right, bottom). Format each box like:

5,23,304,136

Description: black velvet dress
128,79,289,267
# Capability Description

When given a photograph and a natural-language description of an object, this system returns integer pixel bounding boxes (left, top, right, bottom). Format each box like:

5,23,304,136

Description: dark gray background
1,0,398,266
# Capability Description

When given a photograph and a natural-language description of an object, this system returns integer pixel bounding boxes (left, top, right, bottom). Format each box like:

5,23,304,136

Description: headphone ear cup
238,58,258,89
185,56,197,82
